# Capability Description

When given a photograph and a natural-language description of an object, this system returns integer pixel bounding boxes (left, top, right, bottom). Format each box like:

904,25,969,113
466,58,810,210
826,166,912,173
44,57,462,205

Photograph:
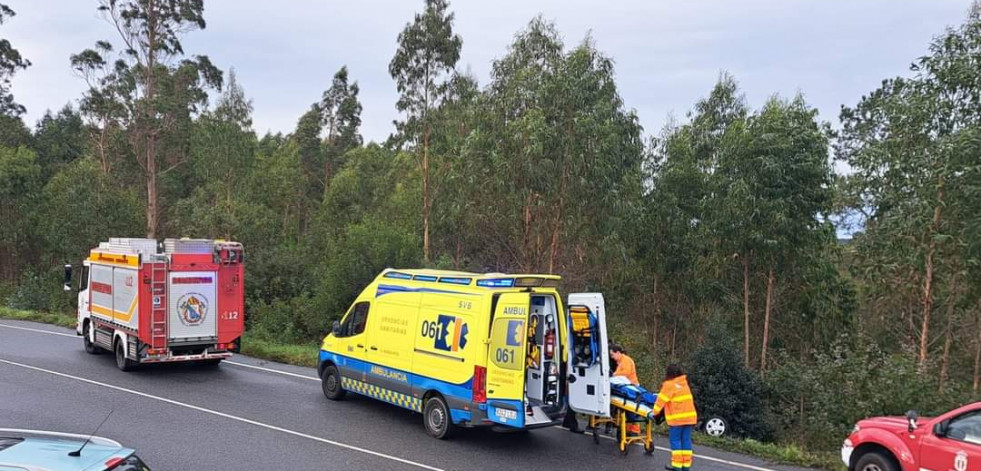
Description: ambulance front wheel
423,395,457,439
320,364,346,400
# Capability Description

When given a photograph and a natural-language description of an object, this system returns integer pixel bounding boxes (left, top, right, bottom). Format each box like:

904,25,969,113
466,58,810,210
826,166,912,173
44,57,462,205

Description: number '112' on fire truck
67,238,245,371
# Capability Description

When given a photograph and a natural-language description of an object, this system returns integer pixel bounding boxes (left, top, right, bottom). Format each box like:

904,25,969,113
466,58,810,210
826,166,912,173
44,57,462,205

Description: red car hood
858,415,933,431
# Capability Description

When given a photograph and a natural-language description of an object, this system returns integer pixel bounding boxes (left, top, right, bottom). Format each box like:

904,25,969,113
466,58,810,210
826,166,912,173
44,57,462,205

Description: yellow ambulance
318,269,611,438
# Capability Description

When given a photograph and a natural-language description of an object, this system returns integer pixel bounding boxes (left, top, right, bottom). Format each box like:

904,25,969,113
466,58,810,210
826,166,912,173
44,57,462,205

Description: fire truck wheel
423,395,457,439
855,451,898,471
82,322,102,355
114,342,137,372
320,364,346,400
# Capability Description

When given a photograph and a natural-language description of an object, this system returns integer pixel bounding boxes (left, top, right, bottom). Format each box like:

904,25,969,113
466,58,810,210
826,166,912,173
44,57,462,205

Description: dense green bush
765,335,969,450
689,327,772,440
6,269,71,312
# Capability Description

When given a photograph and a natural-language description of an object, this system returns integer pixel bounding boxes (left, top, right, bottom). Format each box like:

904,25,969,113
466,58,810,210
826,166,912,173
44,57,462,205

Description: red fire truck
67,238,245,371
842,402,981,471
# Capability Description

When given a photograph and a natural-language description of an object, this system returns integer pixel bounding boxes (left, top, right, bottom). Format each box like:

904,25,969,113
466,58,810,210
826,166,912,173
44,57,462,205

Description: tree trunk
939,274,958,394
422,125,431,264
939,314,953,394
97,122,110,174
548,162,569,274
651,275,661,374
743,255,751,368
144,0,158,238
761,266,775,377
918,178,944,371
146,135,158,238
523,194,533,272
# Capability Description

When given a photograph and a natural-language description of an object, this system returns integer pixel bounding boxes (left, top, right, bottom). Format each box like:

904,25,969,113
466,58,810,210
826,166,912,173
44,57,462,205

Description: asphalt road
0,319,824,471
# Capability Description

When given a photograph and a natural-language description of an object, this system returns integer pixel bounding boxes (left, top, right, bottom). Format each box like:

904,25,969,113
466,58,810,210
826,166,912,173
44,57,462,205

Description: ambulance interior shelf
568,305,600,369
525,295,560,408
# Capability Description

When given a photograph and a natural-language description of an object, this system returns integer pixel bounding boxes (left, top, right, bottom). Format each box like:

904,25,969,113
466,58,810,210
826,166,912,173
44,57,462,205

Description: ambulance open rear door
566,293,610,417
485,292,530,428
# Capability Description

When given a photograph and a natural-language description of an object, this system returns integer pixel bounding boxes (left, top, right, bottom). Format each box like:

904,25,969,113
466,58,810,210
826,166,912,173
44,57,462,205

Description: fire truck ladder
149,261,168,350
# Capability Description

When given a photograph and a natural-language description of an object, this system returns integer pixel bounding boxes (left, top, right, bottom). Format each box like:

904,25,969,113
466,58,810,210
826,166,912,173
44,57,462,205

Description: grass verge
691,433,843,470
0,307,76,329
3,308,844,470
238,336,320,368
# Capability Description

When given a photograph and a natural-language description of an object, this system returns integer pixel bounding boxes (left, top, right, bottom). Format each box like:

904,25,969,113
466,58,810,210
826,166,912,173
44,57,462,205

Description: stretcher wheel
592,428,599,444
619,441,628,455
644,442,655,455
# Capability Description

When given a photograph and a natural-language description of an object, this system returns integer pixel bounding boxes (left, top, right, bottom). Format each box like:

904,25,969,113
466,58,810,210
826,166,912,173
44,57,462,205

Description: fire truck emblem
177,293,208,326
955,451,968,471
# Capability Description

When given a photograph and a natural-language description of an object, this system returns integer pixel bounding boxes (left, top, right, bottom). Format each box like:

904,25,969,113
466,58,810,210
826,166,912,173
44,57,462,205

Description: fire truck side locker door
566,293,611,417
485,292,530,428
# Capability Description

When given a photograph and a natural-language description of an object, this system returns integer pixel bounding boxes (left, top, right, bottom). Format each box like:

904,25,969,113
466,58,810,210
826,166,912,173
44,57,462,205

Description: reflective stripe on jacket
651,374,697,426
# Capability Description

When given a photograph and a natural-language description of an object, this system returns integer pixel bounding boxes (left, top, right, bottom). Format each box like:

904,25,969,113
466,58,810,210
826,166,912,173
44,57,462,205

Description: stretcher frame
588,400,656,455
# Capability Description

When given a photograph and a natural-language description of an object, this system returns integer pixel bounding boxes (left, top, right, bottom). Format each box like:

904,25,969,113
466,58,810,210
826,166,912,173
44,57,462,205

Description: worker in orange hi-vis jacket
609,344,641,434
651,364,698,471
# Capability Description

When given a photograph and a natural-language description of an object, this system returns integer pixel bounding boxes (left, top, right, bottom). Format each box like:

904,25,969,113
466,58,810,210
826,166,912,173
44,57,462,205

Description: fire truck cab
68,238,245,371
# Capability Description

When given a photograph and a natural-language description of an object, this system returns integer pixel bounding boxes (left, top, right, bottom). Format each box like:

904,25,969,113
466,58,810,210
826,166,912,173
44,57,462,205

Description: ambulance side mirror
331,320,342,337
62,264,73,292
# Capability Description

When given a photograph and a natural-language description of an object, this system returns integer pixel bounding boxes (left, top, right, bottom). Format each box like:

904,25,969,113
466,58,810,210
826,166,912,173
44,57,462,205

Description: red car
842,402,981,471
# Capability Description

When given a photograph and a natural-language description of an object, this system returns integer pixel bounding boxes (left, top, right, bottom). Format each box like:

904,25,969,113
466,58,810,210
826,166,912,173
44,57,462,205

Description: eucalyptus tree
739,95,834,374
71,0,222,238
467,18,644,281
389,0,463,263
839,2,981,372
170,69,257,238
320,66,362,195
0,3,29,117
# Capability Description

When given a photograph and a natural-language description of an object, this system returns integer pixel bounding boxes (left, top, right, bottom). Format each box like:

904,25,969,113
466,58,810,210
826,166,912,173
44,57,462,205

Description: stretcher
587,380,658,455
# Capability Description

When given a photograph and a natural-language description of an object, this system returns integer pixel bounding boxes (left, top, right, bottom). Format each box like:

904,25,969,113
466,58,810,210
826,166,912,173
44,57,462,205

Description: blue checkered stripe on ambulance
341,377,423,412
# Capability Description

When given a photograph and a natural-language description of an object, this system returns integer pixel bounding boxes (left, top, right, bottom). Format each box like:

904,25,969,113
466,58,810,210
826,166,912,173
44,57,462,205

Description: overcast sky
4,0,973,143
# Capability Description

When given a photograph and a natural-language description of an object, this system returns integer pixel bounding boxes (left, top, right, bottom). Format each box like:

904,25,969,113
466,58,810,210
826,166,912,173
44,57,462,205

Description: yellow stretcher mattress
610,396,657,420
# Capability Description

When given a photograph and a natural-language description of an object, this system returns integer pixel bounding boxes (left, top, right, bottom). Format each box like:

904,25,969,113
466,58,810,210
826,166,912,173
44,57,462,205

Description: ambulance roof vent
98,238,159,256
163,238,214,254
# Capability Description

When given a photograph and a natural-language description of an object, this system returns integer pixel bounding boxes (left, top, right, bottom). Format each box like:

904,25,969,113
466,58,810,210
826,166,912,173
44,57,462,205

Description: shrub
688,326,772,440
765,334,966,450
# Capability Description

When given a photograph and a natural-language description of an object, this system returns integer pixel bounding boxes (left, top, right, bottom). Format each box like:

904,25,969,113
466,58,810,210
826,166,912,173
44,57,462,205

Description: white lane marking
0,358,444,471
557,426,780,471
0,323,77,338
0,323,321,382
225,360,319,381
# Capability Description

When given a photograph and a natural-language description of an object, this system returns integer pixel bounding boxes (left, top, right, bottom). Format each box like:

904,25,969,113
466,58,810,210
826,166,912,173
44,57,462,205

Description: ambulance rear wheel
423,395,457,439
320,364,346,400
114,342,137,372
82,322,102,355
